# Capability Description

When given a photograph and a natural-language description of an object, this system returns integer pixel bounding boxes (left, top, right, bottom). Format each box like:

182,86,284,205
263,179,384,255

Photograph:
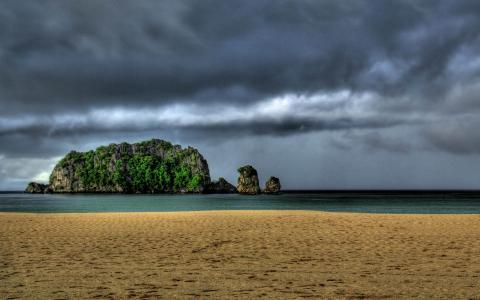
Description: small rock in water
264,176,281,194
208,177,237,193
25,182,49,194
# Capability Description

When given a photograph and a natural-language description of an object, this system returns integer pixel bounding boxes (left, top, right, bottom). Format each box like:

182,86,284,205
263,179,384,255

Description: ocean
1,191,480,213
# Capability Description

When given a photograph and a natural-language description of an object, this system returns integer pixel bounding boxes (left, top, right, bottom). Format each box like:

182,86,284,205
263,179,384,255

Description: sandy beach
1,211,480,299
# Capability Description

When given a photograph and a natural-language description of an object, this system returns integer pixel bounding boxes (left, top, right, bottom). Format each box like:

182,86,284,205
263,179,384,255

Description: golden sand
1,211,480,299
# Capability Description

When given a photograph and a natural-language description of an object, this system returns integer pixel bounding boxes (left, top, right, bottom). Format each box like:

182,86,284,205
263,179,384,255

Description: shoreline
1,209,480,216
2,210,480,299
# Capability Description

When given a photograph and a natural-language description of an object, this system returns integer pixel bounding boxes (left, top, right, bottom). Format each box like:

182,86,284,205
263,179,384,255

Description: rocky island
207,177,237,194
25,139,281,194
236,165,261,195
264,176,281,194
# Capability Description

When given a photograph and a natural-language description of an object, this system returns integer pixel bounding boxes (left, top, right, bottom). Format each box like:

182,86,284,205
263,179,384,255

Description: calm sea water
1,192,480,214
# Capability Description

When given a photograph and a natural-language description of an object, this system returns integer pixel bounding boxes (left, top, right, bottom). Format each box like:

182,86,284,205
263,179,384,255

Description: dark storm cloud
1,0,480,115
332,131,414,154
422,117,480,155
0,113,406,150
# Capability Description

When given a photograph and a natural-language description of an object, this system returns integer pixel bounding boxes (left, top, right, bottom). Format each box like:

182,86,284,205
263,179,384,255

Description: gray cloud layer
1,0,480,189
2,0,480,113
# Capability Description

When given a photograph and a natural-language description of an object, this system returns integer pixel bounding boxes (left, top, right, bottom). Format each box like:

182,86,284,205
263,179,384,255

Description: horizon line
2,189,480,194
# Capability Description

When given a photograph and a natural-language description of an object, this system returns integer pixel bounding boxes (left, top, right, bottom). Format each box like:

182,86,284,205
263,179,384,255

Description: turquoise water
1,192,480,214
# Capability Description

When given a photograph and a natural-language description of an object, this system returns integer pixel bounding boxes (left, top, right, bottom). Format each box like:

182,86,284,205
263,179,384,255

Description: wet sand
1,211,480,299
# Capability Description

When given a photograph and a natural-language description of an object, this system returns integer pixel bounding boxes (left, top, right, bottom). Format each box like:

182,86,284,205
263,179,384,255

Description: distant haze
1,1,480,190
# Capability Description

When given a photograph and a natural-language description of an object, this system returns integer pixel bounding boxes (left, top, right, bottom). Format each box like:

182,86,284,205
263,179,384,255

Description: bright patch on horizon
33,171,50,183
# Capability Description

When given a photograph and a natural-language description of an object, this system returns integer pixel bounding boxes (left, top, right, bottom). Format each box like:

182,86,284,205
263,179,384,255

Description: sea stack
264,176,281,194
236,165,261,195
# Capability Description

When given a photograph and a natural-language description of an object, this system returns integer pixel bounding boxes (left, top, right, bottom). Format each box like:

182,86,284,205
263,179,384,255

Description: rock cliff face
236,165,261,195
25,182,50,193
46,139,211,193
207,177,237,193
264,176,281,194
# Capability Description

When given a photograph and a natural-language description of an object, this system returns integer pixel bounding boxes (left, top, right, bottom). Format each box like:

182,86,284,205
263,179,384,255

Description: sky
1,0,480,190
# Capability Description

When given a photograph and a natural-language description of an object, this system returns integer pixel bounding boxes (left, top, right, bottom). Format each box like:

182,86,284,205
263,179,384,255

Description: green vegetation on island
48,139,211,193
